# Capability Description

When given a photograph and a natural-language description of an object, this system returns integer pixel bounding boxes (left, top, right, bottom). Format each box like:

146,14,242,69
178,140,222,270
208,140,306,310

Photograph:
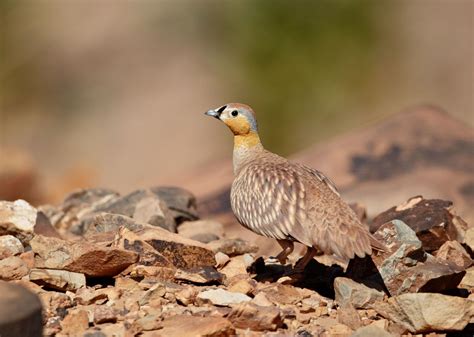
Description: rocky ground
0,186,473,337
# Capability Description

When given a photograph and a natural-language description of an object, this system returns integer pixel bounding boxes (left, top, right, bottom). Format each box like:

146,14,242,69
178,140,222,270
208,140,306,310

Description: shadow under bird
205,103,384,272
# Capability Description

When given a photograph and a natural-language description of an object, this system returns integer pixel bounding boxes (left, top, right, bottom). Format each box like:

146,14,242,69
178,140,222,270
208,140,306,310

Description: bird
205,103,384,272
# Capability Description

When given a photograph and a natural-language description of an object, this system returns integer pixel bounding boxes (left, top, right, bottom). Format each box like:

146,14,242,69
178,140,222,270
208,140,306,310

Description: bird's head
205,103,258,136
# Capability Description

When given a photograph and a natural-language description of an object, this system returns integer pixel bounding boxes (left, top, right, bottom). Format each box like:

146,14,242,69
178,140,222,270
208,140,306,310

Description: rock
0,200,37,244
215,252,230,268
373,293,474,333
174,266,224,284
220,254,254,279
177,220,224,243
29,269,86,291
208,238,259,257
151,186,199,224
60,309,90,335
337,304,362,330
369,220,466,295
118,225,216,269
228,278,256,295
197,288,251,306
257,283,305,306
75,287,119,305
0,235,24,259
228,302,283,331
465,227,474,253
0,256,29,280
175,286,198,306
436,240,472,269
372,196,465,252
334,277,384,309
156,315,235,337
93,306,117,324
327,323,353,337
351,324,392,337
0,281,43,337
252,292,274,307
132,196,176,232
85,213,146,237
459,266,474,290
30,235,138,277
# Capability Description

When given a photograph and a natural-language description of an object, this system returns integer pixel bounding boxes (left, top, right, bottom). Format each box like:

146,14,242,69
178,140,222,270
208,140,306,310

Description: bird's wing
297,166,381,259
231,161,312,246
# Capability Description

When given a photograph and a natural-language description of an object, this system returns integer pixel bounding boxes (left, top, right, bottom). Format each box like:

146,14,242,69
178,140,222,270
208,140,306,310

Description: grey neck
233,143,264,175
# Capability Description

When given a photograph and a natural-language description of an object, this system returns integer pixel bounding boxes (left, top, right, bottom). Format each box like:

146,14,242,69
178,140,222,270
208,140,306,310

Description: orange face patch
224,115,251,135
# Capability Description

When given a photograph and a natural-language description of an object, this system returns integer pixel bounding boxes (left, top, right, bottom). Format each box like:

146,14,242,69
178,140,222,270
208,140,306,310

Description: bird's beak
205,109,221,120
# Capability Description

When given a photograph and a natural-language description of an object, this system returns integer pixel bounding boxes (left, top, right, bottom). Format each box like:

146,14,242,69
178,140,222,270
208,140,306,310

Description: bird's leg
293,246,318,273
274,240,294,265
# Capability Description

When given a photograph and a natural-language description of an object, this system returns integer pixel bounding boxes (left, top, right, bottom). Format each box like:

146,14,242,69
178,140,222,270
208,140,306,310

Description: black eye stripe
217,105,227,113
231,110,238,117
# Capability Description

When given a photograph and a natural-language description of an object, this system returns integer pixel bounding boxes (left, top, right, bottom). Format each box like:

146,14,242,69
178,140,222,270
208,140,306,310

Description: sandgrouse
205,103,383,271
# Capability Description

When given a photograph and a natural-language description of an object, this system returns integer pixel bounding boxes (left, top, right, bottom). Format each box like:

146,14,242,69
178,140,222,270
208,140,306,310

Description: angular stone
85,213,146,237
370,220,465,295
0,235,24,259
208,238,259,257
220,254,254,279
60,309,89,335
93,305,117,324
132,196,176,232
257,283,305,306
459,266,474,290
436,240,472,269
121,225,216,269
337,304,362,330
151,186,199,224
0,200,37,244
197,288,251,307
174,266,224,285
465,227,474,253
334,277,384,309
228,278,256,295
157,315,235,337
30,235,138,277
373,293,474,333
228,302,283,331
0,281,43,337
177,220,224,243
372,196,464,252
351,324,392,337
29,268,85,291
0,256,29,280
215,252,230,268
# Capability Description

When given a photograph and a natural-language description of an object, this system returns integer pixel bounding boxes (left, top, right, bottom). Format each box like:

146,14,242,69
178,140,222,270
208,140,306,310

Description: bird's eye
231,110,238,117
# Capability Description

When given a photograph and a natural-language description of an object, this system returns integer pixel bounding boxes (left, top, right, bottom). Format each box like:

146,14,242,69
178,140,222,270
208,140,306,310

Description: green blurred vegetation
189,0,382,154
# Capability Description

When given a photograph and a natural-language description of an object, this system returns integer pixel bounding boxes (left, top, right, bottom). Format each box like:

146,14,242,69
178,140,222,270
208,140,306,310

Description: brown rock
151,186,199,224
351,324,392,337
0,256,29,280
93,306,117,324
220,254,253,279
436,240,472,269
334,277,384,309
30,235,138,277
208,238,259,257
228,278,256,295
60,310,89,335
175,286,198,306
0,200,37,244
76,287,119,305
0,281,43,337
465,227,474,254
373,293,474,333
132,195,176,232
0,235,24,259
337,304,361,330
228,302,283,331
174,266,224,285
156,315,235,337
459,266,474,290
372,196,465,252
177,220,224,243
197,288,251,307
215,252,230,268
37,290,73,319
29,268,86,291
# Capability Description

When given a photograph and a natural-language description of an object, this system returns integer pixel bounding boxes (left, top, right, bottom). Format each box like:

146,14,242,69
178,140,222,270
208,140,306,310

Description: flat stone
157,315,235,337
0,256,29,280
93,306,117,324
30,235,138,277
373,293,474,333
350,324,392,337
228,302,283,331
37,290,73,319
197,288,251,307
174,266,224,284
228,278,256,295
60,309,89,335
75,287,119,305
436,240,472,269
29,269,86,291
0,281,43,337
0,235,24,259
257,283,305,305
334,277,384,309
220,255,253,279
337,304,362,330
132,196,176,232
372,196,464,252
0,200,37,244
85,213,146,237
465,227,474,253
208,238,259,257
215,252,230,268
459,266,474,290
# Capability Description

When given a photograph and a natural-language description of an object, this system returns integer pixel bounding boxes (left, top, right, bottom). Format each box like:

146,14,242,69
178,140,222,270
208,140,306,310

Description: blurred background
0,0,472,205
